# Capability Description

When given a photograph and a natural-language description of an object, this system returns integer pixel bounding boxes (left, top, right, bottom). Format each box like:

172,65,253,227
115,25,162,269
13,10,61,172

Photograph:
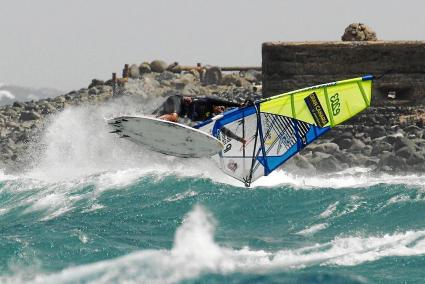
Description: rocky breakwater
0,60,262,172
0,58,423,177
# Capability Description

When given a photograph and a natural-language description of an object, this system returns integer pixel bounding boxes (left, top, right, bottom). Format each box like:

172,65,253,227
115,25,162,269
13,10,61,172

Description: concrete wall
262,41,425,105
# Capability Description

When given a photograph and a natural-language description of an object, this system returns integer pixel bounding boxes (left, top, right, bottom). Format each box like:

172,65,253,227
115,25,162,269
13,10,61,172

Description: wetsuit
153,95,240,121
153,95,245,143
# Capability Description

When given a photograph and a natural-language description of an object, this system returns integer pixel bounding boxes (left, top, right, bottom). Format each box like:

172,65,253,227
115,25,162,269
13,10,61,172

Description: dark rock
242,70,262,83
181,84,200,96
222,74,251,88
393,136,416,151
167,62,181,73
88,88,99,95
12,102,24,108
363,116,377,126
378,152,406,170
156,71,178,82
336,131,354,140
396,146,415,159
405,125,421,134
349,138,366,152
203,67,222,85
364,157,379,168
371,141,393,156
361,145,373,156
336,138,353,149
88,79,104,89
406,151,425,165
384,133,404,144
370,125,386,139
294,155,316,171
316,156,341,173
20,111,41,121
310,142,340,154
333,151,352,164
139,63,151,74
53,96,66,103
150,60,168,73
310,151,331,166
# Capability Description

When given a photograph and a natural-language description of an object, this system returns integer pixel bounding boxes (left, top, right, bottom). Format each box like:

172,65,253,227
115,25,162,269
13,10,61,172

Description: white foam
0,90,15,100
5,205,425,284
387,194,411,205
319,201,339,218
296,223,328,236
165,190,198,202
252,167,425,189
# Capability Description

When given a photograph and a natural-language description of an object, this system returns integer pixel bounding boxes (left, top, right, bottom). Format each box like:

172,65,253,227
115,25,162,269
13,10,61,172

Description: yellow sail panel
260,76,373,128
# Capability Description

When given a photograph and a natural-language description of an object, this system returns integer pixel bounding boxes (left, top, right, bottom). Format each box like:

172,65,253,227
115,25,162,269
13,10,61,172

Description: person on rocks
153,95,246,144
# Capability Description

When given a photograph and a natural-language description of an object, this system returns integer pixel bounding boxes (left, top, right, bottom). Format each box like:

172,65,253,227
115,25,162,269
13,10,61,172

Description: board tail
196,75,374,186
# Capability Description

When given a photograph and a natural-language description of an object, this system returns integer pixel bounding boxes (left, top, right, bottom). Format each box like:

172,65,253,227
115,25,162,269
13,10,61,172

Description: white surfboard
107,116,224,158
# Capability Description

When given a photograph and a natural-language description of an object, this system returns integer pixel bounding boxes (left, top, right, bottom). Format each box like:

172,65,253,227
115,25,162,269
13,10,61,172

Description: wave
2,205,425,284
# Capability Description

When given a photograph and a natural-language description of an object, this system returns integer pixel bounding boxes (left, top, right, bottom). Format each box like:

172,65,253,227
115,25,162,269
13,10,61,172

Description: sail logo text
304,92,329,127
330,93,340,116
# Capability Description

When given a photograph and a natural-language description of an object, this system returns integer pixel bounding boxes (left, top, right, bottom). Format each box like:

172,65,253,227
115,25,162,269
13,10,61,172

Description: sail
195,75,373,186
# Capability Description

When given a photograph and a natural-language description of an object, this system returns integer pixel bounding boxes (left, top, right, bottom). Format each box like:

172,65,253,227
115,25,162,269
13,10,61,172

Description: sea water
0,98,424,283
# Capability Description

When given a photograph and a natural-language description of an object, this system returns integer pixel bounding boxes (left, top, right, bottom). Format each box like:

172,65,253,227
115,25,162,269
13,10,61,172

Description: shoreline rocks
0,60,424,177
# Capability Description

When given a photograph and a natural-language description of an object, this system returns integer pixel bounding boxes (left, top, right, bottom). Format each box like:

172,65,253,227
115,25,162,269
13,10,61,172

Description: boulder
378,152,406,170
310,142,340,155
316,156,341,173
139,62,151,74
181,83,200,96
20,111,41,121
156,71,178,82
88,79,104,89
12,102,24,108
53,96,66,103
285,154,317,174
242,70,262,83
349,138,366,152
150,60,168,73
393,136,416,151
369,125,386,139
167,62,181,73
406,152,425,165
361,145,373,156
341,23,377,41
129,64,140,79
371,141,393,156
203,67,222,85
310,151,331,166
404,125,421,134
336,138,353,149
222,74,251,88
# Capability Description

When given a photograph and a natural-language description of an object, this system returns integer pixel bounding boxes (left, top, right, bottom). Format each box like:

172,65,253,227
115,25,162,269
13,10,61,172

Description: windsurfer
153,95,246,144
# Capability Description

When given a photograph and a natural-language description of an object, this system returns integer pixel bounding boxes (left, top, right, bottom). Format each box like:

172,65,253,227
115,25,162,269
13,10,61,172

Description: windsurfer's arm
221,127,246,145
158,112,179,122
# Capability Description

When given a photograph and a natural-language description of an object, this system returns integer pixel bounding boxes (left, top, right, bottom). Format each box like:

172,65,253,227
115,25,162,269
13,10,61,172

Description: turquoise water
1,171,425,283
1,101,425,283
